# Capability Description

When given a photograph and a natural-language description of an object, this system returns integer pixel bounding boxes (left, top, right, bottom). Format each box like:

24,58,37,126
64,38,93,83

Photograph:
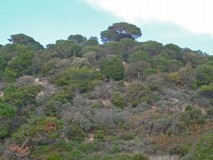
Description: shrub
108,145,121,154
67,124,86,141
128,51,150,62
55,67,101,93
111,92,125,109
196,64,213,86
125,61,150,80
0,103,16,118
95,130,105,140
0,103,16,138
131,153,149,160
11,116,63,144
100,57,124,80
166,60,183,72
199,84,213,98
90,101,103,109
122,132,134,141
2,83,41,107
0,126,9,138
144,68,157,77
180,107,206,126
193,132,213,160
126,82,152,107
169,144,189,156
207,108,213,117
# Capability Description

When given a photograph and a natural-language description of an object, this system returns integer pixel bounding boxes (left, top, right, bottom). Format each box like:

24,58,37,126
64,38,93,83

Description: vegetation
0,22,212,160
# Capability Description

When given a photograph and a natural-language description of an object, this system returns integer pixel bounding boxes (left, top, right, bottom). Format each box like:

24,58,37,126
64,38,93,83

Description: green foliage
12,116,63,144
101,22,142,43
47,153,63,160
2,83,41,107
196,64,213,86
3,45,35,81
67,124,86,141
183,51,207,67
164,43,182,61
46,40,82,58
55,67,101,92
95,130,105,140
141,41,163,56
207,108,213,117
105,41,122,55
0,103,16,118
180,107,206,127
9,34,43,51
126,82,152,107
119,38,139,61
100,57,124,80
90,101,103,109
178,64,196,88
144,68,157,77
199,84,213,98
68,34,87,45
0,126,9,138
128,51,150,62
151,55,167,72
122,132,134,141
85,36,99,46
108,145,121,154
166,59,183,72
169,144,189,156
131,154,149,160
193,132,213,160
0,23,213,159
125,61,150,80
111,92,125,109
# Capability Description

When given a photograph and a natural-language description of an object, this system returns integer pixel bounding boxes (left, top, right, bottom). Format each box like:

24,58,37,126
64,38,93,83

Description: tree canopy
8,34,44,51
101,22,142,43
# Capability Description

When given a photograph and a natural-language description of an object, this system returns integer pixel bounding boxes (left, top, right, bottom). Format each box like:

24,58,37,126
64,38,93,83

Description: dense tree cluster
0,22,212,160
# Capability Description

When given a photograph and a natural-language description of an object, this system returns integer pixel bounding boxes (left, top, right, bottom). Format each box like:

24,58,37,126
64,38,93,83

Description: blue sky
0,0,213,54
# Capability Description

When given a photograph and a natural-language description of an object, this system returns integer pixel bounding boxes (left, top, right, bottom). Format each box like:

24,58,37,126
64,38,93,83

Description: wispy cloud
85,0,213,36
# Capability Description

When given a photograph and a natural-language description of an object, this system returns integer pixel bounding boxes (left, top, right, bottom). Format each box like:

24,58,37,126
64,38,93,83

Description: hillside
0,22,212,160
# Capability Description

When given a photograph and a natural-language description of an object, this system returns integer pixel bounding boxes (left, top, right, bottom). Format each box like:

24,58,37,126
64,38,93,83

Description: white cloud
85,0,213,36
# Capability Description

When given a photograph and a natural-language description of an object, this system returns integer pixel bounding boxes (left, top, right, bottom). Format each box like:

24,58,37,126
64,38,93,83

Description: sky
0,0,213,54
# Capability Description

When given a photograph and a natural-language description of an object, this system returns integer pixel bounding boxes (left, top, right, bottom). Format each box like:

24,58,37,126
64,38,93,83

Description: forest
0,22,212,160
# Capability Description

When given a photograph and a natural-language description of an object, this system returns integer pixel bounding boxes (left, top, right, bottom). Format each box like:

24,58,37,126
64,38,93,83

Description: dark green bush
111,92,125,109
193,132,213,160
0,103,16,118
199,84,213,98
12,116,63,144
180,107,206,126
67,124,86,141
100,57,124,80
55,67,101,92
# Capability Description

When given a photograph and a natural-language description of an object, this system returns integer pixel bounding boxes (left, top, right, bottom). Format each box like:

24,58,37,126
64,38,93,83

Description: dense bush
100,57,124,80
180,107,206,126
55,67,101,92
193,132,213,160
11,116,63,144
0,103,16,118
199,84,213,98
2,83,42,107
111,92,125,109
196,64,213,86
